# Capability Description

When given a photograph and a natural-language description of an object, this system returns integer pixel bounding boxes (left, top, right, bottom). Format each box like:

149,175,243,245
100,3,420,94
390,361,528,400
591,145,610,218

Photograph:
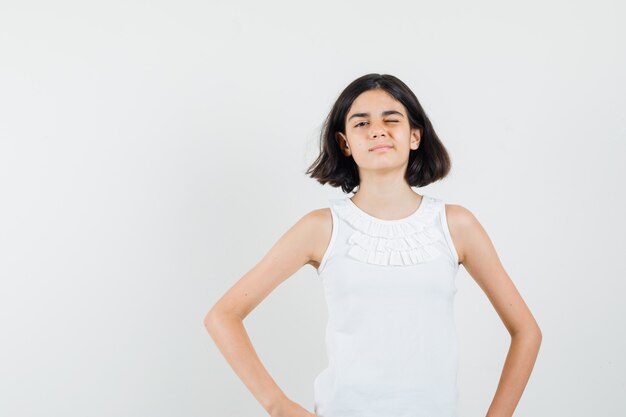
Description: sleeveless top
313,194,461,417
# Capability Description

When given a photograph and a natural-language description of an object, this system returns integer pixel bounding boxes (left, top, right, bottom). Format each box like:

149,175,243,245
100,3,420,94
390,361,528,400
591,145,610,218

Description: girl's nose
370,126,386,138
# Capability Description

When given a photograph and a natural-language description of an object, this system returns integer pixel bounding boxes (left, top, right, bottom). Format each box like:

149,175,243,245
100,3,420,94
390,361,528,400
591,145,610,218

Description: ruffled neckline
330,194,444,266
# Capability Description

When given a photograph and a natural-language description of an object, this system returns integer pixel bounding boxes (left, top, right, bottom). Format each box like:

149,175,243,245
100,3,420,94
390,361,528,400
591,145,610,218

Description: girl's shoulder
444,203,479,232
442,202,485,266
298,207,333,270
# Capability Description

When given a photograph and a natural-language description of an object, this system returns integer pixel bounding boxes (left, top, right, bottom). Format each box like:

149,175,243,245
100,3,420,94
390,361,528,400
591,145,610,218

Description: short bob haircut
306,73,451,194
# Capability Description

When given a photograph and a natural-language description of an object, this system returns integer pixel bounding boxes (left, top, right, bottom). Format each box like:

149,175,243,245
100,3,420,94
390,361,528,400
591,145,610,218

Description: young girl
205,73,542,417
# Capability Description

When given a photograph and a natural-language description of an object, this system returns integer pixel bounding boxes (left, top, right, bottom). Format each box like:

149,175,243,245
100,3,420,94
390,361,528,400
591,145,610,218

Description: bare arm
446,204,542,417
203,208,331,417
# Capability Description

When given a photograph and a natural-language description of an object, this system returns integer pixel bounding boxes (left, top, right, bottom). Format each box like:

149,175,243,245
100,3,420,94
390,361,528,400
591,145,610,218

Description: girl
205,73,542,417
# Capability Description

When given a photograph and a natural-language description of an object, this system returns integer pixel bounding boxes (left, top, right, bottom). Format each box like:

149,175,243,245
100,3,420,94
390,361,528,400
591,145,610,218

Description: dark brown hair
306,73,451,194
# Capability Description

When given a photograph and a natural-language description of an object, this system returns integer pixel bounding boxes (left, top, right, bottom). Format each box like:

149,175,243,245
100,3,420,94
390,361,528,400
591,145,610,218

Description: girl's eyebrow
348,110,404,121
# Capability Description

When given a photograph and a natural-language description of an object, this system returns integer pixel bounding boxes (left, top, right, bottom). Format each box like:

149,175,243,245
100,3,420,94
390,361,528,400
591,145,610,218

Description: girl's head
306,73,451,194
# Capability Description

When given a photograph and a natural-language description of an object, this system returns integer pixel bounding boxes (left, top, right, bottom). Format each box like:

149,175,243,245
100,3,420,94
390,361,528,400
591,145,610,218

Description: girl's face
336,88,421,172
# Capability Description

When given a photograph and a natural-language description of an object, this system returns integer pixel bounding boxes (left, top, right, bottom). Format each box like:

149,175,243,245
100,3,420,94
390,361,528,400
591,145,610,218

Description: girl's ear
410,127,422,150
335,132,351,156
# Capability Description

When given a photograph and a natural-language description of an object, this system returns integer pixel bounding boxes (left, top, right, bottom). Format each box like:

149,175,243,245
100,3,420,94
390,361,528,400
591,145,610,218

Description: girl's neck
350,187,423,221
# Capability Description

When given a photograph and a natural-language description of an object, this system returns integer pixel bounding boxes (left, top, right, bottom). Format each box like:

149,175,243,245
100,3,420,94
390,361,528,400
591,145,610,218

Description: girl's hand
269,397,318,417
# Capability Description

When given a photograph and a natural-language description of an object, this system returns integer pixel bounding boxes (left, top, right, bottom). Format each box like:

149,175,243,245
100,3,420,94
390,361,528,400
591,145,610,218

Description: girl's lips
370,145,393,152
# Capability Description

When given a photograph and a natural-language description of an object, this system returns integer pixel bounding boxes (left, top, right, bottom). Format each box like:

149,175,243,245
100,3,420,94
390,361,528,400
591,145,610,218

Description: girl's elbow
512,324,542,341
523,325,543,345
203,306,226,330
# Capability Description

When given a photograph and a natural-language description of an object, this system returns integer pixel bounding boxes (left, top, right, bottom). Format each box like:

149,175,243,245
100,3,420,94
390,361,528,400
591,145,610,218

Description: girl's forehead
352,89,403,110
348,91,406,118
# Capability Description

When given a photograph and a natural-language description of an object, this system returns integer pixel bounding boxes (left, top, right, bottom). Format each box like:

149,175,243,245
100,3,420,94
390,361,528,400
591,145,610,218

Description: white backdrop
1,1,625,416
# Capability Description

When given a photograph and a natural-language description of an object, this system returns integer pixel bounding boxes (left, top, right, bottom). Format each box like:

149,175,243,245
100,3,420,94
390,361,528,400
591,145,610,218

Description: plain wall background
1,1,625,416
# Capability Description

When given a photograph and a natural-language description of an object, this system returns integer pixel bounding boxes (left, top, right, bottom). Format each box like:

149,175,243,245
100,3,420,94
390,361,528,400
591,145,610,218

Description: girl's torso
310,193,462,417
